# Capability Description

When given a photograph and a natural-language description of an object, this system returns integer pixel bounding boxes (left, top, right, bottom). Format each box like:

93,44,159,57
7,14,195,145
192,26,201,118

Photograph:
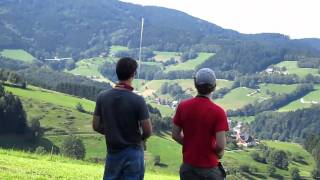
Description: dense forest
304,134,320,179
0,84,27,134
1,0,320,75
250,106,320,142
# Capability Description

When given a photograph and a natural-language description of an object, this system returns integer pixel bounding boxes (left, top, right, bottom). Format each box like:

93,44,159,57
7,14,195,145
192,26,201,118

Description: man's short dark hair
116,57,138,81
194,79,216,95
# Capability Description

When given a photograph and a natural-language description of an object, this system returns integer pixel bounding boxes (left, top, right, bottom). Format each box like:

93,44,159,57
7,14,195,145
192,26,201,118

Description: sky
122,0,320,39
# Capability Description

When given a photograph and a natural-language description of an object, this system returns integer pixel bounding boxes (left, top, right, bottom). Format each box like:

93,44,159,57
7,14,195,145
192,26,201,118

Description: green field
263,141,316,177
153,51,181,62
148,102,174,117
0,49,35,63
109,45,129,56
164,53,214,72
67,45,132,85
215,87,269,110
4,85,95,112
259,83,299,95
0,148,178,180
67,57,114,85
278,85,320,112
275,61,319,77
142,79,233,96
2,84,316,179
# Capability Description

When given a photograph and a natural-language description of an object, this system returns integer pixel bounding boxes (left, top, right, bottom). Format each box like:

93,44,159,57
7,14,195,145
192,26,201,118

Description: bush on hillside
267,166,276,177
35,146,46,154
290,167,301,180
60,136,86,160
239,164,251,174
75,103,85,113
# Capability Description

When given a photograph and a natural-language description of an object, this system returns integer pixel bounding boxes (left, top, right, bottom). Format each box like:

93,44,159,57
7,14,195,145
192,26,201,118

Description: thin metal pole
138,18,144,81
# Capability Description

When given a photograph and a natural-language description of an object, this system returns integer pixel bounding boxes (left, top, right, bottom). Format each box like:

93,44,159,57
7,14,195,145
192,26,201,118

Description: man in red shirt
172,68,229,180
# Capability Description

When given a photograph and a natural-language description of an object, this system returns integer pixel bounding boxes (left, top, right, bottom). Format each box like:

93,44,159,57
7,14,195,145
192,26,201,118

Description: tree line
0,68,27,88
228,84,314,116
250,106,320,142
17,67,112,101
304,134,320,179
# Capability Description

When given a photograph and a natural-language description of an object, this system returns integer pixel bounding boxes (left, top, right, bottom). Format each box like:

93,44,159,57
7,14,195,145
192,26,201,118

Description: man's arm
92,115,104,135
172,125,183,145
141,119,152,140
215,131,227,159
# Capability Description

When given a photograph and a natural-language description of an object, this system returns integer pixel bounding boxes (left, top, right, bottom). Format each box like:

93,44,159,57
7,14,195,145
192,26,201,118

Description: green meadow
215,87,269,110
0,49,35,63
164,53,214,72
275,61,319,77
153,51,181,62
0,148,178,180
278,85,320,112
4,85,95,112
142,79,233,95
109,45,129,56
1,84,316,179
259,83,299,95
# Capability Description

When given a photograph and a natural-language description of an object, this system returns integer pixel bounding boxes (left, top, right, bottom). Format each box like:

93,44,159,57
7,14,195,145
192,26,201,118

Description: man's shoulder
211,102,226,115
97,88,113,98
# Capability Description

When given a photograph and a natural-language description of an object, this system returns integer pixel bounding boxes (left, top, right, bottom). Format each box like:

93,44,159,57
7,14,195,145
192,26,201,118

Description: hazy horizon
122,0,320,39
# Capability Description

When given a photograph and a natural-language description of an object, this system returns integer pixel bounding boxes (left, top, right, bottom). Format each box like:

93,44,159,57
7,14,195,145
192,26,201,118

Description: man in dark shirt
172,68,229,180
92,57,152,180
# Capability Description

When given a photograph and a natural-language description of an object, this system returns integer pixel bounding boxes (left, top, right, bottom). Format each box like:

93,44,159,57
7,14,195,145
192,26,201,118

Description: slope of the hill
0,148,178,180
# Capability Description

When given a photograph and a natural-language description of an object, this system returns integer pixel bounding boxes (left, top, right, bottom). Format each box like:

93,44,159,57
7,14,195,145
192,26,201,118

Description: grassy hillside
263,141,316,177
275,61,319,77
215,87,269,110
109,45,129,56
1,85,316,179
4,85,95,112
164,53,214,72
0,49,35,63
153,51,181,62
259,83,299,95
142,79,233,96
0,148,178,180
278,84,320,112
66,45,130,85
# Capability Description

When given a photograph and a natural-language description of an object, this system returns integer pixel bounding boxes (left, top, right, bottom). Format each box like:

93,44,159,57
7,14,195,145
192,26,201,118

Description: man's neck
119,80,132,86
197,93,212,99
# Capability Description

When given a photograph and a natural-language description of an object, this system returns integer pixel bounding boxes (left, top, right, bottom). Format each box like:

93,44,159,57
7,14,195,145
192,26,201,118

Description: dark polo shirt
94,88,149,153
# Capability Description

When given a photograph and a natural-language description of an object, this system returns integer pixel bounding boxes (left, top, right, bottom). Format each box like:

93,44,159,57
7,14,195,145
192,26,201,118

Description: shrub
239,164,251,174
76,103,85,113
267,166,276,177
60,136,86,160
290,167,301,180
35,146,46,154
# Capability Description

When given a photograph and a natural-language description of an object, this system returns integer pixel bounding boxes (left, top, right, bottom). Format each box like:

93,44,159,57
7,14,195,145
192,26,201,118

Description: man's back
95,88,149,153
173,96,229,168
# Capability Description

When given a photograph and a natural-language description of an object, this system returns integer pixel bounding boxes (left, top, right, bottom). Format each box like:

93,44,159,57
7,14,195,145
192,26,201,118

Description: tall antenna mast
138,18,144,80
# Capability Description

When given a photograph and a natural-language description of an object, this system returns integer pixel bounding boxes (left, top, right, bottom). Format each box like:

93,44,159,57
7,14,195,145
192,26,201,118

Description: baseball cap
195,68,216,86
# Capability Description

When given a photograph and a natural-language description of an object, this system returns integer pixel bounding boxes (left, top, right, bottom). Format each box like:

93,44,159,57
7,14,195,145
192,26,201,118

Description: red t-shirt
173,96,229,168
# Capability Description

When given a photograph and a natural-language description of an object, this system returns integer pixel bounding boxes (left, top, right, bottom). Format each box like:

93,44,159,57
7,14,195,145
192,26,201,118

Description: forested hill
0,1,319,55
1,0,320,73
0,0,237,57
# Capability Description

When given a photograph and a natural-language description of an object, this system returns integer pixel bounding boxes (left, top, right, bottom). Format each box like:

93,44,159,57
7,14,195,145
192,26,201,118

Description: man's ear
212,84,217,92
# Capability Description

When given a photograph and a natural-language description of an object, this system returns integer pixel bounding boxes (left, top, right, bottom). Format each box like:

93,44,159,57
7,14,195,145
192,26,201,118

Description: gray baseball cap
195,68,216,86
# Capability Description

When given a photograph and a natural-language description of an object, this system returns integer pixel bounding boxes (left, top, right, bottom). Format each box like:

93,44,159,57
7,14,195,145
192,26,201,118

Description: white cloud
122,0,320,39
